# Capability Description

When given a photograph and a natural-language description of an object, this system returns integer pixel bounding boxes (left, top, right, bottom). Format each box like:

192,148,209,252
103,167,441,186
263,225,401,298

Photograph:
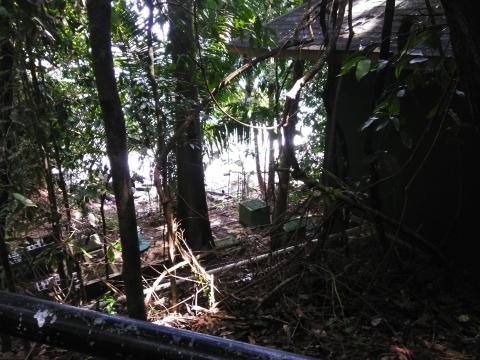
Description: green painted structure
238,199,271,227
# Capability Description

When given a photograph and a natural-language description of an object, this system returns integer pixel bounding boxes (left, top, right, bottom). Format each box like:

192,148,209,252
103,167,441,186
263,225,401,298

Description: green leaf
409,57,428,64
355,59,371,81
376,60,389,72
339,55,365,76
107,246,115,263
13,193,37,207
391,117,400,131
388,97,401,116
359,116,378,131
0,6,11,18
80,247,93,259
112,240,122,251
376,120,390,131
395,60,407,79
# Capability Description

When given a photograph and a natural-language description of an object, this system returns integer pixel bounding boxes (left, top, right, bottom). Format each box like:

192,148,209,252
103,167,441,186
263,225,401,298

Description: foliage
339,21,453,152
98,291,118,314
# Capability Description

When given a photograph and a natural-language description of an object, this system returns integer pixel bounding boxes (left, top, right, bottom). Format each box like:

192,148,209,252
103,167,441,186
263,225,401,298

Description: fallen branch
141,239,317,297
144,259,190,304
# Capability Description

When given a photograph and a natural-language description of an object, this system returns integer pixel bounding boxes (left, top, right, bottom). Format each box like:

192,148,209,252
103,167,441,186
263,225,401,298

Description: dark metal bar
0,291,317,359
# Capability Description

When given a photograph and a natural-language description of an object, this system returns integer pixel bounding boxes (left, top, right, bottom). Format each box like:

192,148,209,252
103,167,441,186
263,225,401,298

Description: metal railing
0,291,318,359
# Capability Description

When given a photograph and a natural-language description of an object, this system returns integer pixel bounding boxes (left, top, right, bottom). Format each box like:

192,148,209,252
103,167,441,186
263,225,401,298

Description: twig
254,274,300,311
144,259,190,304
24,342,37,360
290,153,449,266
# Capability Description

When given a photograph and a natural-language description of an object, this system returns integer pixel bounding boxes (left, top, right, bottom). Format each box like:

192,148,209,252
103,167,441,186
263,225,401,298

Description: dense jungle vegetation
1,0,480,358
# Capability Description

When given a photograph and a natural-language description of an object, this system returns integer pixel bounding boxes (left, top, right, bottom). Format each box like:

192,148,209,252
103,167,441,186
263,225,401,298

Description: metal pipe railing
0,291,318,359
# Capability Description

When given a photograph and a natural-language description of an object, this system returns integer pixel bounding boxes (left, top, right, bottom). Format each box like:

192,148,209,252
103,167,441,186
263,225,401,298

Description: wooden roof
228,0,452,59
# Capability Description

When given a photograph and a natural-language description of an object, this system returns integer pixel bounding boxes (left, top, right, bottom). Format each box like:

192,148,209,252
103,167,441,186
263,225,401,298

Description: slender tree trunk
24,45,69,283
266,83,276,207
87,0,146,320
242,59,266,199
145,0,169,192
145,3,177,303
100,173,110,280
366,0,395,250
169,0,213,251
53,140,71,231
271,60,304,249
253,127,266,199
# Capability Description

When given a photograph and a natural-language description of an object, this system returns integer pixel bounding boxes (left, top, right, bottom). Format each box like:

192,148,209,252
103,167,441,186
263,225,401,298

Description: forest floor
1,189,480,359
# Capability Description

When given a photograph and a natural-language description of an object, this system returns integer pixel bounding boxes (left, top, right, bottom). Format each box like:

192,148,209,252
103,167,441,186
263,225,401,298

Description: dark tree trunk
169,0,213,251
24,44,69,283
440,1,480,125
266,83,277,207
364,0,396,250
53,140,71,231
86,0,146,320
272,60,304,249
439,1,480,274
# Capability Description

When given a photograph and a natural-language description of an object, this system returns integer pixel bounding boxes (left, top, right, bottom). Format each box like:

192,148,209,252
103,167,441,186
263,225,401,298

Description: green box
238,198,270,226
282,217,307,242
282,217,307,234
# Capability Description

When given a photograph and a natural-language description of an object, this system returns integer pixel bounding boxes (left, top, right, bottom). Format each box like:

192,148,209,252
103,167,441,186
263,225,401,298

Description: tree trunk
271,60,304,249
440,1,480,125
53,139,71,232
253,127,266,199
24,44,69,283
439,0,480,274
243,59,266,199
86,0,146,320
145,0,169,193
266,83,277,207
364,0,396,250
169,0,213,251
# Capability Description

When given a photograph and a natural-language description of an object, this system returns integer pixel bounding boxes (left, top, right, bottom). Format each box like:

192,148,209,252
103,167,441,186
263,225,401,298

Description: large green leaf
359,116,378,131
12,193,37,207
388,97,401,116
339,55,365,76
355,59,371,81
0,6,11,18
375,119,390,131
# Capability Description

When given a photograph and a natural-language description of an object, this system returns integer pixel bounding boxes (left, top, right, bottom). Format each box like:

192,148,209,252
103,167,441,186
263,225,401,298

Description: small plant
98,291,117,315
106,240,122,263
